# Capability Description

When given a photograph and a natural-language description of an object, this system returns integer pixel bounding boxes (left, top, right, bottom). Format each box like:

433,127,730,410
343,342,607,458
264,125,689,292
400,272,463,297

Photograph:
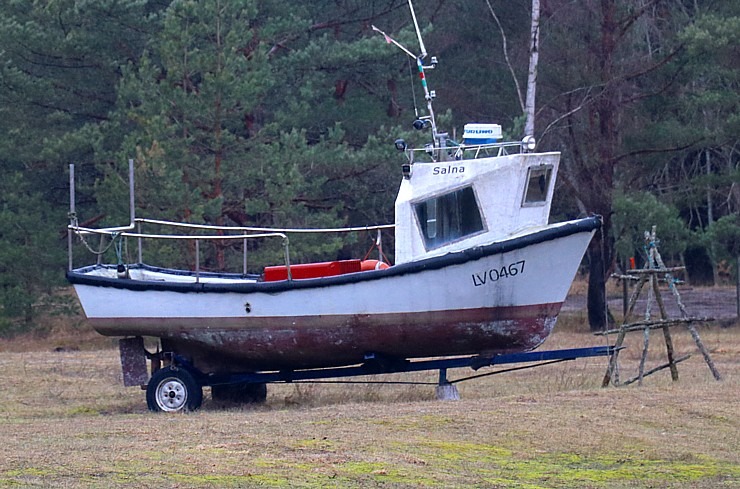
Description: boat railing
68,217,394,281
404,139,531,163
68,161,394,281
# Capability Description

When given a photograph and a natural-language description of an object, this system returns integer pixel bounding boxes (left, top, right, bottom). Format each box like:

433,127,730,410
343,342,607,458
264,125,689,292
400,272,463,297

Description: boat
66,2,601,412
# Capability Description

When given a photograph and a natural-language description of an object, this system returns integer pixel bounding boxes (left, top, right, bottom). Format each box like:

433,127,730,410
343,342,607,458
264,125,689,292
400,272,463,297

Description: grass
0,313,738,487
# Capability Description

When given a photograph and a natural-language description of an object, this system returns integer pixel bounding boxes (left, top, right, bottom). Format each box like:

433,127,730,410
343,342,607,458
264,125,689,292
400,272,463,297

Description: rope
408,56,419,118
74,229,121,257
70,211,122,256
361,232,393,264
362,243,392,264
114,235,125,265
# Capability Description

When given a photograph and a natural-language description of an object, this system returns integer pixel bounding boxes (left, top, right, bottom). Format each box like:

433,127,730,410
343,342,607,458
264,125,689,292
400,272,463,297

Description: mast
373,1,446,154
407,0,427,59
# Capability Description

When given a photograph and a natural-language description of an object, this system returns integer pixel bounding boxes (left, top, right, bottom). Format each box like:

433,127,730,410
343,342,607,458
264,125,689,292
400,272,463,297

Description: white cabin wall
393,180,418,264
394,152,560,265
497,153,560,236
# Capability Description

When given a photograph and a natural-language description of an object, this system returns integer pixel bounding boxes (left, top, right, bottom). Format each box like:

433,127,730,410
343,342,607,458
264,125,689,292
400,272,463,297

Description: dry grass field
0,290,738,488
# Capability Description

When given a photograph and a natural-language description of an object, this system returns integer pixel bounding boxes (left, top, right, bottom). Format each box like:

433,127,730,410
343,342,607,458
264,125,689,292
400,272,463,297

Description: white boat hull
69,218,598,372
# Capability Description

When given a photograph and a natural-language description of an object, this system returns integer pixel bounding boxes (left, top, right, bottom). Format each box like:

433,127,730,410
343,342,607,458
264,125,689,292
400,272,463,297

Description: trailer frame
121,337,617,411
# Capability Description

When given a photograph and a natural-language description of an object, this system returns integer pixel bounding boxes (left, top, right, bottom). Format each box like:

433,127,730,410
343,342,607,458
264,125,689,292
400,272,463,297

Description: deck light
401,162,413,179
522,135,536,152
395,138,407,151
413,118,431,130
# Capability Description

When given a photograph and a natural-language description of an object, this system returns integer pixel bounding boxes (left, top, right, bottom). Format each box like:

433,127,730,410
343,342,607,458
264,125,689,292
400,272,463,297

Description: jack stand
435,368,460,401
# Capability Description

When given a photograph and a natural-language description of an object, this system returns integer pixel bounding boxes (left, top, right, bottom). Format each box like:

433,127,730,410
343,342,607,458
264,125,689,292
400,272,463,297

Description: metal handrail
67,161,394,280
70,218,393,237
68,219,395,282
134,217,395,234
69,224,292,280
68,225,287,242
404,140,530,162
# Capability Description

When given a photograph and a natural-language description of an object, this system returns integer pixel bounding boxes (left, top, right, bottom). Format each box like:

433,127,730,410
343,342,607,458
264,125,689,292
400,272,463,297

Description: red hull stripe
89,303,564,371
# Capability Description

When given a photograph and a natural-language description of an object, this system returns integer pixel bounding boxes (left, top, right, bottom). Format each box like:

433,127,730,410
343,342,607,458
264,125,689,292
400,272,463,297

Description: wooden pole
602,325,626,387
686,323,723,381
651,271,679,382
637,274,655,385
603,225,722,386
68,164,75,271
602,275,647,387
622,275,628,317
596,317,715,336
623,354,691,386
651,228,722,381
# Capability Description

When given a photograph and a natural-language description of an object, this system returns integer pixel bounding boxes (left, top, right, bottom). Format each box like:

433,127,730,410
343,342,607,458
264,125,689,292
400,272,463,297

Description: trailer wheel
146,366,203,412
211,382,267,404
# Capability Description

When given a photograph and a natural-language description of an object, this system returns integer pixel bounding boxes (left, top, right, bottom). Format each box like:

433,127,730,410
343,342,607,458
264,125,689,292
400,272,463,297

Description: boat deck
79,264,260,285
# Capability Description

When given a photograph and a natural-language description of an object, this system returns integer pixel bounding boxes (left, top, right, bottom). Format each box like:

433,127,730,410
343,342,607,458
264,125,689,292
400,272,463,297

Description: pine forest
0,0,738,333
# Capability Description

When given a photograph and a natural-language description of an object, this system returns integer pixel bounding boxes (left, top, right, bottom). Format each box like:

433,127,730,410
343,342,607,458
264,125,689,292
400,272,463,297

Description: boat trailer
120,338,617,410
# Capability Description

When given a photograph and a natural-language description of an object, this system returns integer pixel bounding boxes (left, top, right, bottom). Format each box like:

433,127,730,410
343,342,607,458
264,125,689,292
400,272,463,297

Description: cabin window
522,165,553,205
414,186,484,249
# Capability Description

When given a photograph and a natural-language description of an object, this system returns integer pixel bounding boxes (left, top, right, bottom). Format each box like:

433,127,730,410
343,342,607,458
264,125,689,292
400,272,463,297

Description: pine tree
102,0,411,270
0,0,162,329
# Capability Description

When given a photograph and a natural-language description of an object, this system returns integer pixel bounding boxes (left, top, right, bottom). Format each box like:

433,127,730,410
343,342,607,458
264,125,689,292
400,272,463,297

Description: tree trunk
705,148,720,285
736,254,740,319
586,0,618,331
587,212,613,331
587,240,607,331
524,0,540,137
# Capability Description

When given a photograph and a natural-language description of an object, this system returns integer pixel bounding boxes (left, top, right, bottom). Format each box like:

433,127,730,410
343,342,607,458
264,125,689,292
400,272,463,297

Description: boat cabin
394,148,560,264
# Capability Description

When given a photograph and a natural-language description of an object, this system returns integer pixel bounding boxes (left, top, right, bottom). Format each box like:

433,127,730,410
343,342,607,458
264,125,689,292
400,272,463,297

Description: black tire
211,382,267,404
146,366,203,412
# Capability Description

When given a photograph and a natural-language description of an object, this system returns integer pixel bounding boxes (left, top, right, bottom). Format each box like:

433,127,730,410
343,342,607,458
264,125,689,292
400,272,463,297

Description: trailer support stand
436,368,460,401
119,337,149,387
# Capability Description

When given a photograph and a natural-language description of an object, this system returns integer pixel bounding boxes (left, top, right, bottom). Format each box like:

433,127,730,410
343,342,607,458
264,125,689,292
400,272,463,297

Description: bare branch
620,57,686,105
539,86,597,140
613,139,704,165
484,0,525,113
617,0,662,42
623,46,683,83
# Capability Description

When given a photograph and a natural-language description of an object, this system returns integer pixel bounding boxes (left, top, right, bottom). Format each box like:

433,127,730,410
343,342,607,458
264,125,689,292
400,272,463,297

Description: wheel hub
156,379,188,411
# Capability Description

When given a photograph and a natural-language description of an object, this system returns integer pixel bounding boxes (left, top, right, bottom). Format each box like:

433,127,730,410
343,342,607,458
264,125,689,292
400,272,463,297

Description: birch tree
484,0,540,137
524,0,540,137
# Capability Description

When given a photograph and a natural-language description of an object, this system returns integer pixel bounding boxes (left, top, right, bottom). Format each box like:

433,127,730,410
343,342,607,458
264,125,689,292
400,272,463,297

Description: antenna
373,1,444,155
407,0,427,59
371,25,416,59
371,0,427,60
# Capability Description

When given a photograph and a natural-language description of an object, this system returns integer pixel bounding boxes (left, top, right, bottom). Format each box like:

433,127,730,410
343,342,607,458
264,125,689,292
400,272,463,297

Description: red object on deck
263,259,363,282
360,259,390,271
